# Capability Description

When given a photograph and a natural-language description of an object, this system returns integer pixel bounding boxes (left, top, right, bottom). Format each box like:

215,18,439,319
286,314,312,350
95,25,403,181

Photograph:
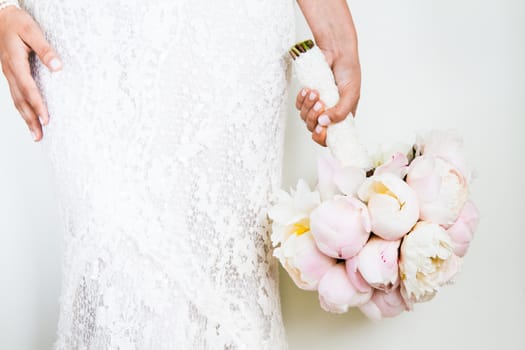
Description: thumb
18,19,62,72
322,83,360,123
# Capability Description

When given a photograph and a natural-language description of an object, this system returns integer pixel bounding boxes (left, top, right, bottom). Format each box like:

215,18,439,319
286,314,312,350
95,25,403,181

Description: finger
305,99,325,132
295,87,309,110
4,69,43,141
322,84,360,124
6,44,50,124
14,93,43,142
11,72,49,126
312,124,327,147
19,76,49,125
300,89,319,121
8,68,49,125
20,99,43,141
17,18,62,72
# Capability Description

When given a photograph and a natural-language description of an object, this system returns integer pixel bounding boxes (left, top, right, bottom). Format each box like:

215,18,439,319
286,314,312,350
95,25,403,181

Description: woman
0,0,360,348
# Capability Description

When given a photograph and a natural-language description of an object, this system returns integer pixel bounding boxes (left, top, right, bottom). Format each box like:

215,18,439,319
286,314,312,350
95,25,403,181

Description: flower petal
356,236,400,291
333,166,366,197
275,232,337,291
318,263,372,313
316,152,340,201
374,152,409,178
358,173,419,240
345,256,373,294
310,196,371,259
359,288,408,321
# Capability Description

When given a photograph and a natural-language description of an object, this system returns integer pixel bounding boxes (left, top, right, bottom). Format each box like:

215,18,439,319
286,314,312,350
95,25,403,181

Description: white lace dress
19,0,295,349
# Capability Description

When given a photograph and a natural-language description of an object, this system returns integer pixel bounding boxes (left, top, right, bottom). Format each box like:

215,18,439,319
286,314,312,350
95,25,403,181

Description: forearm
296,0,359,67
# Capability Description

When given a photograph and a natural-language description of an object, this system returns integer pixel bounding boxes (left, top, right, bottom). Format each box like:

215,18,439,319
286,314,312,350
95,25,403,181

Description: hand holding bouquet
293,39,361,148
267,40,480,320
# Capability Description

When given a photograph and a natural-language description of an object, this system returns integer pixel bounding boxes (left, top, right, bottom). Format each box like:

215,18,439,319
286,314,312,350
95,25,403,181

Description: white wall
0,69,61,348
0,1,523,349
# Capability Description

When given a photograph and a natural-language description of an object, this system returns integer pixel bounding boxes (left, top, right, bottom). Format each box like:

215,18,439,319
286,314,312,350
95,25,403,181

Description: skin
0,5,62,142
0,2,360,144
296,0,361,147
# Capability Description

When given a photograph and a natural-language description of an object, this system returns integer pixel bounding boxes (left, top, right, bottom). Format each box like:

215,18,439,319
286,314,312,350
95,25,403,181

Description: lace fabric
0,0,19,11
21,1,296,348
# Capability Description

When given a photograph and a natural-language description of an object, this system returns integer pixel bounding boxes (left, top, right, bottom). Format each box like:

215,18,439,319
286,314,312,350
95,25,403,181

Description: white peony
267,178,321,247
415,129,472,183
358,173,419,240
399,221,462,304
406,155,469,227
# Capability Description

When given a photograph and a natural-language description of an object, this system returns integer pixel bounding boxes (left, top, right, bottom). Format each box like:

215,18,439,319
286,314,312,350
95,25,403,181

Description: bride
0,0,361,348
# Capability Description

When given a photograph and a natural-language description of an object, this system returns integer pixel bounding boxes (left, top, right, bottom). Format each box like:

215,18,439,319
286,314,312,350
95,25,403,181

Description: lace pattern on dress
22,0,296,349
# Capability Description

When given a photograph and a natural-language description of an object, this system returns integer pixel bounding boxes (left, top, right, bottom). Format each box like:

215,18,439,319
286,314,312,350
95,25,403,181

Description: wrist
331,41,359,66
318,38,360,71
297,0,359,66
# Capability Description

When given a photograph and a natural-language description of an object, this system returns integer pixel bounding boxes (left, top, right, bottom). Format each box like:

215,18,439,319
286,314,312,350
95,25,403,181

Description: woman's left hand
294,47,361,147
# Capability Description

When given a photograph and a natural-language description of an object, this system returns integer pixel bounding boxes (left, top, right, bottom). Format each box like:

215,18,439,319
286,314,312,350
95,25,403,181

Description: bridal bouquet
267,40,479,320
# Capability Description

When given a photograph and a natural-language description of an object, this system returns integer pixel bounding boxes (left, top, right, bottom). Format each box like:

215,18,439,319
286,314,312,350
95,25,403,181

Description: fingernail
301,89,307,97
318,114,331,126
315,125,324,134
49,58,63,71
309,92,316,100
313,101,322,112
30,129,37,141
38,115,48,126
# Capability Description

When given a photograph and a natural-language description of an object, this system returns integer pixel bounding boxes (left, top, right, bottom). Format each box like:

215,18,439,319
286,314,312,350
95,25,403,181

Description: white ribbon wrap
293,44,372,171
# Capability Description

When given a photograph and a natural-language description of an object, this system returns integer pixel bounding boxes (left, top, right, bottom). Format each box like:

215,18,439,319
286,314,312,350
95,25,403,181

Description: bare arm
295,0,361,146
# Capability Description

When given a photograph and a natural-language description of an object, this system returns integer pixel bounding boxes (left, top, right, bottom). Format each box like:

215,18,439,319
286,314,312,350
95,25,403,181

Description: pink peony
318,263,373,313
446,201,480,257
359,288,409,321
273,231,337,291
345,256,374,295
374,152,410,179
350,236,401,291
309,195,371,259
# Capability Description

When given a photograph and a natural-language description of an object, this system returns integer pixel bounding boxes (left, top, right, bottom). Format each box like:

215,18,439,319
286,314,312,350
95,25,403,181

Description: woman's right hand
0,5,62,142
